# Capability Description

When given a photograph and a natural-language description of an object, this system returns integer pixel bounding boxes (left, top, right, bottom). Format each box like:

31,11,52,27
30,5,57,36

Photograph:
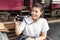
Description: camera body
16,15,24,22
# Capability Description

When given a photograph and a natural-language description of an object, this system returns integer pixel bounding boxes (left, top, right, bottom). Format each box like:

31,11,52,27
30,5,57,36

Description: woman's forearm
15,21,22,35
15,26,22,35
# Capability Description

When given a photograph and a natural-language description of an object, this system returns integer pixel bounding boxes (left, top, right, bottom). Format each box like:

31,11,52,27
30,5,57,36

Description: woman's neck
32,17,40,23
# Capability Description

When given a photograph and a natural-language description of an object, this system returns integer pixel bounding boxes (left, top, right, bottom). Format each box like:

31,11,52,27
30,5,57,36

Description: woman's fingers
14,18,21,27
14,18,16,22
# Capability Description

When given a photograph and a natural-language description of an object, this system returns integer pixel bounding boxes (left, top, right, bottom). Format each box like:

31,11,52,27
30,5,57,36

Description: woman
14,3,49,40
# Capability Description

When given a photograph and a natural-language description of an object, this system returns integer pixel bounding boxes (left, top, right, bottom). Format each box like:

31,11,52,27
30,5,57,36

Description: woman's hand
14,18,22,35
35,32,47,40
35,38,42,40
14,18,20,27
26,37,34,40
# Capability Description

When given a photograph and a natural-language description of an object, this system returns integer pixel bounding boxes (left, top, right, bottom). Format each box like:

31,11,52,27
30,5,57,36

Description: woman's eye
35,11,38,13
32,10,37,13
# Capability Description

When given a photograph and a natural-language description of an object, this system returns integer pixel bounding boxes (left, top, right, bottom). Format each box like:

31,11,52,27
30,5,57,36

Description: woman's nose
32,12,36,15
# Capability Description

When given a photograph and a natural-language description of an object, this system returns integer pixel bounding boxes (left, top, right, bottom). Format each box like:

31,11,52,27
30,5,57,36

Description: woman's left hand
26,37,34,40
35,38,41,40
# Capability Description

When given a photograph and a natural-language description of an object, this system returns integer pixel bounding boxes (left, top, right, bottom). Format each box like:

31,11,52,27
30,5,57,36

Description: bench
4,22,18,40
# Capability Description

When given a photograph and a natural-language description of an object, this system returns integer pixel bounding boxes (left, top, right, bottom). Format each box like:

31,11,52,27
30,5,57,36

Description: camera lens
16,15,24,22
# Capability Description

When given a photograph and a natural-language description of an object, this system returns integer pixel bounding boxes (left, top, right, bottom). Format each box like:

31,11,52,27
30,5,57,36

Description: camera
15,15,24,22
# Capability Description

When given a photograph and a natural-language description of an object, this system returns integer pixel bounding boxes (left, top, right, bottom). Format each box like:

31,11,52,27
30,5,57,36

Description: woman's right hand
14,18,21,35
14,18,20,27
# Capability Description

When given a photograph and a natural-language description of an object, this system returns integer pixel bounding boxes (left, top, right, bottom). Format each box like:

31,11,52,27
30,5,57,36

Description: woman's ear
42,10,44,13
40,10,44,15
40,10,44,17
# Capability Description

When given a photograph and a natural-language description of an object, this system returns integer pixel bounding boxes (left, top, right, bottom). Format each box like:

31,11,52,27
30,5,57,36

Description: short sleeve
18,20,26,31
41,19,49,32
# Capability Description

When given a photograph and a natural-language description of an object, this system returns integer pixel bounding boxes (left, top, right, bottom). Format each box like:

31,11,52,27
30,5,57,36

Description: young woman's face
31,7,43,21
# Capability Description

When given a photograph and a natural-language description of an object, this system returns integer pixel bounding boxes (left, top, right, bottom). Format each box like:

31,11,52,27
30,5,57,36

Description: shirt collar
24,16,33,24
24,16,42,25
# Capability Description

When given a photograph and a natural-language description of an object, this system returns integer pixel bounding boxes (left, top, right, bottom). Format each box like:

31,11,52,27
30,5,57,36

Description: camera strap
24,19,35,25
24,19,27,24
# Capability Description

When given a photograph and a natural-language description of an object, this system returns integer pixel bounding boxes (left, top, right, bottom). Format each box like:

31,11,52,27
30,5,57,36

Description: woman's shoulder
39,18,47,21
24,15,30,18
39,18,48,23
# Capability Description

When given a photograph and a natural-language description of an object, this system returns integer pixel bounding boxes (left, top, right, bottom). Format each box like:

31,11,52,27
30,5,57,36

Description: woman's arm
14,19,23,35
35,32,47,40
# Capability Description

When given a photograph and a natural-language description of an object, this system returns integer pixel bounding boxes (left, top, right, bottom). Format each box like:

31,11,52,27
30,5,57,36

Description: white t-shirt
18,16,49,37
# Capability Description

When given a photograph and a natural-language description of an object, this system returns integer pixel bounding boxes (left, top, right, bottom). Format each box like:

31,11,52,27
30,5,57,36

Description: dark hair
32,3,44,17
32,3,44,12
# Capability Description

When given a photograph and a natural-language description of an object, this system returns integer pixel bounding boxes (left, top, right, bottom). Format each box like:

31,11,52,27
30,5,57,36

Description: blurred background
0,0,60,40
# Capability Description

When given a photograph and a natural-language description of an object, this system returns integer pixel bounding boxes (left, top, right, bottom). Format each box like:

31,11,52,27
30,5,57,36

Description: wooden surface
4,22,17,40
